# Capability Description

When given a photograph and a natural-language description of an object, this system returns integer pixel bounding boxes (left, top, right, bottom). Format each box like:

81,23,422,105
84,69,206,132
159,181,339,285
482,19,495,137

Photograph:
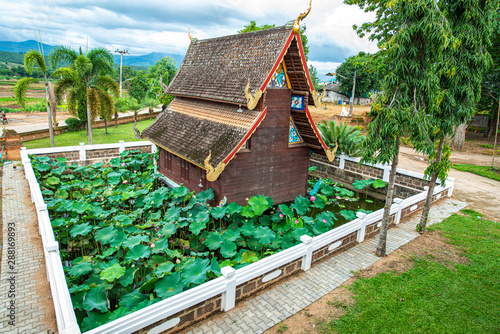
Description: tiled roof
166,26,292,105
142,98,263,167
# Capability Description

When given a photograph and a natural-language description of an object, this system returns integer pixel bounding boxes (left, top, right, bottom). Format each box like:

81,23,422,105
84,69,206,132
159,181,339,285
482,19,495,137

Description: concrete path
0,163,56,333
184,198,467,334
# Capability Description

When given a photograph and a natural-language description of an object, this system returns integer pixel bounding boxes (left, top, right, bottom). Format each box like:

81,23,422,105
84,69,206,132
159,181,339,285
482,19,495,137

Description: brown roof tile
166,26,292,105
142,98,263,167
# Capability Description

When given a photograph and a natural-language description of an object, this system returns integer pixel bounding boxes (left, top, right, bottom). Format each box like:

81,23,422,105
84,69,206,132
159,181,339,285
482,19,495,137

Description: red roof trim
295,32,315,93
305,105,329,152
259,30,296,92
222,107,268,164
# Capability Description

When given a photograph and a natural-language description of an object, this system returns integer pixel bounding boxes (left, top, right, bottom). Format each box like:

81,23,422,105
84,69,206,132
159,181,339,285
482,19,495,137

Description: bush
318,121,366,157
65,117,85,132
23,101,47,112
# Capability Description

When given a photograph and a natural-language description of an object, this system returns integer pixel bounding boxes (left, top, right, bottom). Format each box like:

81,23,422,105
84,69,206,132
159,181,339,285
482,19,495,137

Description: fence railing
20,142,454,334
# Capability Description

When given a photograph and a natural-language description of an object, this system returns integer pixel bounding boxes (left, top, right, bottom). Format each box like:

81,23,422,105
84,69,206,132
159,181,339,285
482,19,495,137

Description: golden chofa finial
293,0,312,34
188,28,193,42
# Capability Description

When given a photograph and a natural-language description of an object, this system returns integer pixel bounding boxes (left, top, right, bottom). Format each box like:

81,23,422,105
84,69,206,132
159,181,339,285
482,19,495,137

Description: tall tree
14,46,56,147
417,0,499,231
147,57,177,106
50,46,119,144
348,0,450,256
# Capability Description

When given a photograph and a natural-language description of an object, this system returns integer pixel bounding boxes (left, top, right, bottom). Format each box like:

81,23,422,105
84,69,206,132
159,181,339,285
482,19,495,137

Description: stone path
0,163,56,334
184,198,467,334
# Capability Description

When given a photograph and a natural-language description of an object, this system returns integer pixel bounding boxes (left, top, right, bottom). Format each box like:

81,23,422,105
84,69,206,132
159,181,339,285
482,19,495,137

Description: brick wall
311,231,357,264
41,151,79,161
86,148,120,159
125,145,153,154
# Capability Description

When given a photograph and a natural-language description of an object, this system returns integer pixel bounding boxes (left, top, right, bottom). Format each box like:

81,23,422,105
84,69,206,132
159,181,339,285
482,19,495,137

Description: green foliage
0,50,24,65
336,52,383,98
32,153,377,331
238,21,276,33
330,212,500,333
65,117,85,132
317,121,366,157
128,70,149,101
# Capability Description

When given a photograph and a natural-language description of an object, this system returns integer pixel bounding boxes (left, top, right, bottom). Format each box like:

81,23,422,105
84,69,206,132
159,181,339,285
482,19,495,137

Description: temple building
142,13,336,205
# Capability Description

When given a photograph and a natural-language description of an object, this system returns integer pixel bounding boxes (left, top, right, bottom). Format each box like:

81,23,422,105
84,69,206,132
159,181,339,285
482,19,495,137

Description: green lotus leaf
195,188,214,202
316,211,337,227
188,220,206,235
70,223,93,237
100,247,117,258
226,202,242,215
254,226,276,245
97,226,119,245
92,178,104,187
340,209,357,222
82,286,108,313
210,258,221,275
240,223,256,237
312,196,326,209
210,206,227,219
372,179,387,189
120,290,149,310
109,230,126,248
353,179,367,190
248,196,270,216
122,235,149,249
320,184,335,196
166,206,180,222
195,210,210,223
121,191,135,201
46,176,60,186
107,171,121,179
278,204,294,217
246,237,263,251
37,163,51,172
223,228,240,242
37,156,50,163
155,271,184,298
281,234,297,249
108,307,129,321
151,238,169,255
312,221,330,235
41,189,54,196
117,267,136,288
51,218,66,227
220,240,237,258
55,189,69,199
100,263,126,282
181,258,210,285
125,244,151,261
131,298,157,312
204,232,223,250
241,205,255,218
72,191,82,199
240,251,259,264
160,222,177,238
290,195,310,216
171,186,189,199
139,276,159,293
68,262,93,277
72,202,92,214
291,227,313,241
154,262,175,277
80,309,111,332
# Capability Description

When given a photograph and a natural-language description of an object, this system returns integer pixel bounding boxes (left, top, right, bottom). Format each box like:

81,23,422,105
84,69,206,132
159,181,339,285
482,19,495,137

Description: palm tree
143,97,159,119
50,46,119,144
14,48,56,147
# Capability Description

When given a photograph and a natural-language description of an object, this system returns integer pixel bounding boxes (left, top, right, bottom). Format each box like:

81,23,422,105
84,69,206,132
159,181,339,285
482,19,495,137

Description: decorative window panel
267,62,289,88
289,117,303,144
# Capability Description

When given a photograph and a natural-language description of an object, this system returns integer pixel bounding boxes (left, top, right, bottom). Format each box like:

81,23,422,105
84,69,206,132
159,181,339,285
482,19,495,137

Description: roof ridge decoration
204,150,226,182
245,79,263,110
293,0,312,34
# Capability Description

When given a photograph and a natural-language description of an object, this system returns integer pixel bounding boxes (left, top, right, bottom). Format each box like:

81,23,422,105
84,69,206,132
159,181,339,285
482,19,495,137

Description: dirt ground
0,80,46,109
265,229,469,334
4,110,73,127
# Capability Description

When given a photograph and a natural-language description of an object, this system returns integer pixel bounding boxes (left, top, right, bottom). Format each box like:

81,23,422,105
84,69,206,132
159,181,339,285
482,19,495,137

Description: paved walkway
184,198,467,334
0,163,56,333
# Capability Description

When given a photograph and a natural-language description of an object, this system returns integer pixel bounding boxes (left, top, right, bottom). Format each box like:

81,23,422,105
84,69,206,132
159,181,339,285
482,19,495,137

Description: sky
0,0,378,80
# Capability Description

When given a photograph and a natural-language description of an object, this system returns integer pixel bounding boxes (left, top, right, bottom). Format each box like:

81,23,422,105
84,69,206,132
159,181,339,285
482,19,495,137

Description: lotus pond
31,151,384,331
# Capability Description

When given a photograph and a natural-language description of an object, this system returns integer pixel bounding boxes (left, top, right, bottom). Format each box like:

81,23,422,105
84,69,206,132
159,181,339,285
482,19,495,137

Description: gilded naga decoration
312,85,326,108
293,0,312,33
325,141,338,162
188,28,193,42
204,150,226,182
245,79,263,110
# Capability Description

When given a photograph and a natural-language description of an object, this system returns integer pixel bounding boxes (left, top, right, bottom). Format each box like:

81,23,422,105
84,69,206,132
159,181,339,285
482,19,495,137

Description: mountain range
0,40,184,67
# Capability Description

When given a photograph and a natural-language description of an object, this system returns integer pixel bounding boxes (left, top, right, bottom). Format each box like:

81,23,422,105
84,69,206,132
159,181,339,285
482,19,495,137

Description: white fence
20,142,454,334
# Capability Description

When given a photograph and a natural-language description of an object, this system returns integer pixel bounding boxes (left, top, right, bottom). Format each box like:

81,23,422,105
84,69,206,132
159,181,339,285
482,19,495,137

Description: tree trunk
419,137,445,232
485,116,495,138
86,92,93,145
45,83,55,147
115,112,118,128
451,123,467,150
149,107,153,120
375,135,400,257
491,100,500,170
134,112,138,123
104,119,108,134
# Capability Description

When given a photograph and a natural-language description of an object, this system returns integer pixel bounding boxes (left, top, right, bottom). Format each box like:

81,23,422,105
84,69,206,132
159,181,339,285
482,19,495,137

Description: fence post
300,235,314,271
446,177,455,197
393,198,404,225
79,143,86,161
119,140,126,154
339,154,345,170
151,143,157,154
221,266,236,312
356,212,367,243
382,164,390,182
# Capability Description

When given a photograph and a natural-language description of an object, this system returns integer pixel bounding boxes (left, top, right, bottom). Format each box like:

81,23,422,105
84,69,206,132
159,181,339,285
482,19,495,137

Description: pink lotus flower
246,197,249,201
123,180,128,184
310,196,315,202
323,219,327,223
295,219,299,224
134,170,137,173
336,196,341,200
176,259,180,264
280,214,284,218
151,243,155,248
121,163,126,167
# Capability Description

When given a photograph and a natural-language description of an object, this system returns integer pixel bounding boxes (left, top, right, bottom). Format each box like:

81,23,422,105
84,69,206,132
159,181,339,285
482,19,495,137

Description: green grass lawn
452,163,500,182
22,119,155,149
328,210,500,333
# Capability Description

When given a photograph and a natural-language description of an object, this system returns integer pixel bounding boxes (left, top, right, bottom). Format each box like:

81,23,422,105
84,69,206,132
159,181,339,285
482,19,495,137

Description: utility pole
349,71,357,117
115,49,129,97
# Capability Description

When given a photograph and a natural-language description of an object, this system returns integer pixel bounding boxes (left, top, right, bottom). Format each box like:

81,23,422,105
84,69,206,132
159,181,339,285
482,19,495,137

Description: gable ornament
311,85,326,108
204,150,227,182
293,0,312,34
245,79,263,110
